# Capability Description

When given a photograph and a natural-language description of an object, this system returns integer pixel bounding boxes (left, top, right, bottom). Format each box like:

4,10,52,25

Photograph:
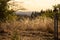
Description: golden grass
0,16,60,40
0,17,54,32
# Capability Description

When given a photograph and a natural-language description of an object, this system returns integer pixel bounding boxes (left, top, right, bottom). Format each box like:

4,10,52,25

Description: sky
9,0,60,11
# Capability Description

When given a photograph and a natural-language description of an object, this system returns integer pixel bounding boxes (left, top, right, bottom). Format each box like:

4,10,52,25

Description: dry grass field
0,16,60,40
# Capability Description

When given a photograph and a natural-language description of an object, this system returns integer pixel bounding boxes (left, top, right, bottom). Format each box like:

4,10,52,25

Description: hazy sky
9,0,60,11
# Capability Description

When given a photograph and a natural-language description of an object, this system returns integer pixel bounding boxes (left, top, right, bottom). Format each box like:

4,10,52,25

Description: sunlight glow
9,0,60,11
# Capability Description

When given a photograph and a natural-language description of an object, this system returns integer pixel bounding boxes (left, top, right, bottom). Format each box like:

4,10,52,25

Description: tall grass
0,16,60,40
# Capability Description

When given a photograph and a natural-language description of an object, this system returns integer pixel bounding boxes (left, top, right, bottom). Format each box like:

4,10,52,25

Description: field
0,0,60,40
0,16,60,40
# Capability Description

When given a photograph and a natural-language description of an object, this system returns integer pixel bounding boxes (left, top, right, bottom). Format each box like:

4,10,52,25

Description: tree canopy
0,0,16,22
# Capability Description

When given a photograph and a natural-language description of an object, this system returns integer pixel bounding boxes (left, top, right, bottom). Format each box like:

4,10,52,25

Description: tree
0,0,16,22
53,4,60,10
53,4,60,20
0,0,10,21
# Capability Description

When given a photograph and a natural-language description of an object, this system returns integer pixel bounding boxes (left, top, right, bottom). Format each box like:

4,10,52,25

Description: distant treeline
30,5,60,20
17,4,60,20
27,9,60,20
